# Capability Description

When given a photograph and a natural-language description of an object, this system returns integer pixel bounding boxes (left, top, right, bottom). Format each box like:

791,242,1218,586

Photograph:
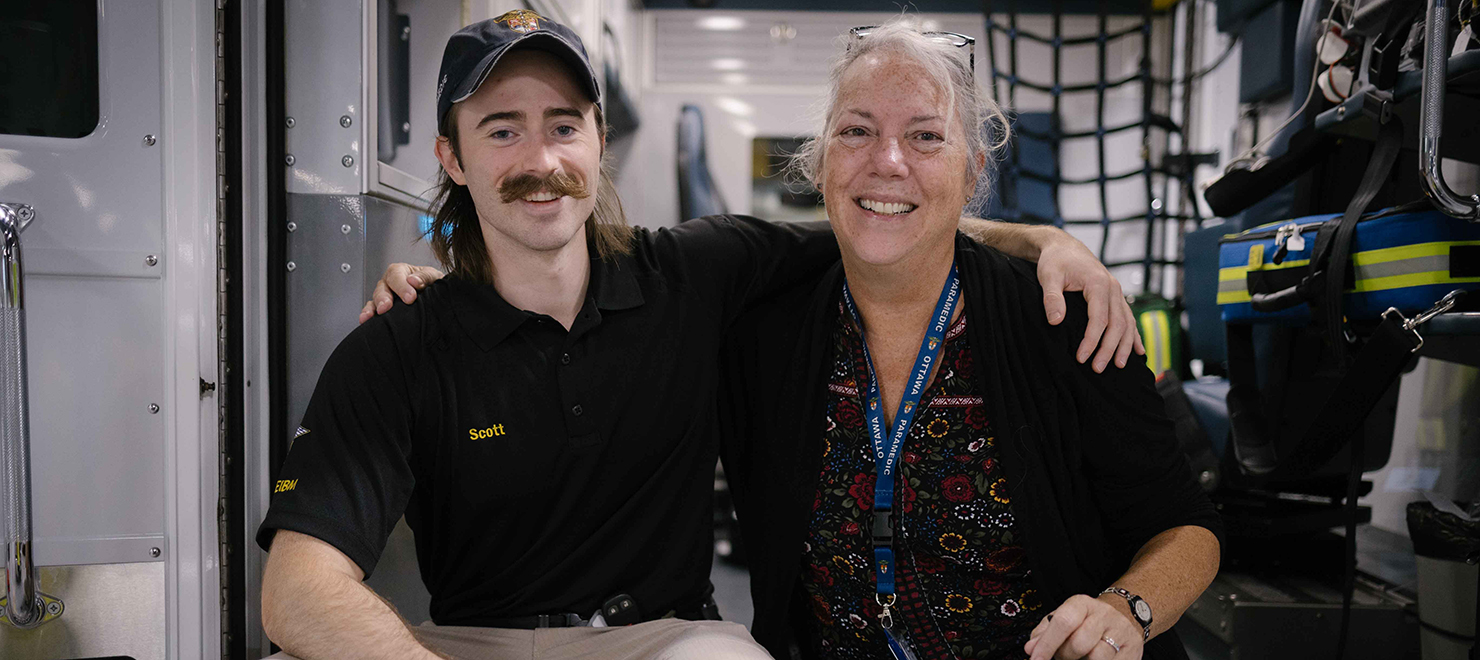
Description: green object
1128,294,1182,377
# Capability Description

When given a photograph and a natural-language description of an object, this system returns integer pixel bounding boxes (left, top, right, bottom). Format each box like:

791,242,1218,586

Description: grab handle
0,203,62,629
1419,0,1480,220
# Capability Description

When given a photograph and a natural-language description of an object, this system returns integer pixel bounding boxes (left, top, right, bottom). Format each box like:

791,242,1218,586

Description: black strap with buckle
480,612,587,629
478,585,723,630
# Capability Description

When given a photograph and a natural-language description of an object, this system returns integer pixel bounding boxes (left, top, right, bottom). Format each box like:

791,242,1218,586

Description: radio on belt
601,593,642,626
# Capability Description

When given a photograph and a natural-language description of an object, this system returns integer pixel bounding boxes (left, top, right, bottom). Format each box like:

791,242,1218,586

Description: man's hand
1025,594,1145,660
359,264,447,324
1036,236,1144,373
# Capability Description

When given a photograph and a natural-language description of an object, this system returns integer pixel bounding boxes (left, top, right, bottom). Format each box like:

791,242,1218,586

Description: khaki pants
265,618,774,660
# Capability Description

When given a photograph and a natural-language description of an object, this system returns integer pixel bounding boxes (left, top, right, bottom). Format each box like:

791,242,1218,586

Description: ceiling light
714,97,755,117
697,16,745,31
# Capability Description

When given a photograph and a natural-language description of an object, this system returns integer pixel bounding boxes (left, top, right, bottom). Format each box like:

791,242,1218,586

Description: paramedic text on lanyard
840,263,961,660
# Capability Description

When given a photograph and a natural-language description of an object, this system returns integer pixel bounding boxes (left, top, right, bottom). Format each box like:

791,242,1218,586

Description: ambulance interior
1,0,1479,658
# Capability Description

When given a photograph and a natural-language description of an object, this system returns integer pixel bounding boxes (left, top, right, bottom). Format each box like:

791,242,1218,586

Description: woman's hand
1024,594,1144,660
358,263,447,323
1036,237,1144,373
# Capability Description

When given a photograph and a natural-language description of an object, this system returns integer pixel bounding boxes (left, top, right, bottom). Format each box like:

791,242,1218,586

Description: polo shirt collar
450,252,644,351
589,250,644,312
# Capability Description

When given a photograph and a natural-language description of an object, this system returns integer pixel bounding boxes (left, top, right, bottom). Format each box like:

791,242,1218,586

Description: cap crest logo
495,9,542,34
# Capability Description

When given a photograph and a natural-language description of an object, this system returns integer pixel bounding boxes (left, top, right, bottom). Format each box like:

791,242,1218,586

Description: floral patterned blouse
800,306,1043,659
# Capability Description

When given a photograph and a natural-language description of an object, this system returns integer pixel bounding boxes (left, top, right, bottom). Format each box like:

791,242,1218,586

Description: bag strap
1248,116,1403,320
1279,311,1420,475
1226,309,1421,478
1310,118,1405,357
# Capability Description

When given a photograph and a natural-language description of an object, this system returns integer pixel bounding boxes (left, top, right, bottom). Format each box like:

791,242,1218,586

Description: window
0,0,100,139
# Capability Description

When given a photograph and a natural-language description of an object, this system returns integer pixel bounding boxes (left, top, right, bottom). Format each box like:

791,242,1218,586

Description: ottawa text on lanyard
840,263,961,642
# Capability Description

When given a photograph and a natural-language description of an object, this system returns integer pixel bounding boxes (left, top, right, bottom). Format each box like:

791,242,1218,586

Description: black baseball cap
435,10,602,135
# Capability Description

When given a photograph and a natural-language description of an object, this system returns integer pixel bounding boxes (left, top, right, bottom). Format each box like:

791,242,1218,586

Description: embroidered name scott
470,424,507,440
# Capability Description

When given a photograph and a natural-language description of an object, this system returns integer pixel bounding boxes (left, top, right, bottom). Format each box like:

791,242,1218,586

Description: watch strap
1099,587,1151,641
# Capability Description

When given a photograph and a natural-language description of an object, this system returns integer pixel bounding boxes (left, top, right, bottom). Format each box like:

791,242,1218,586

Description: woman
718,22,1221,660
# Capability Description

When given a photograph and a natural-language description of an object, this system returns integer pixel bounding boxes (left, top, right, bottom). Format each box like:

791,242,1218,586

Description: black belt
485,612,588,629
480,596,720,630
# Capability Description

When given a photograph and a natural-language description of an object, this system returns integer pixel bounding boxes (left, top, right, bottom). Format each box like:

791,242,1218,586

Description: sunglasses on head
848,25,976,73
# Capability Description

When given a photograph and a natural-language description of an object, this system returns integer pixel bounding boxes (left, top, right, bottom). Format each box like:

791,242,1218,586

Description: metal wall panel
0,0,170,570
281,191,436,623
284,0,364,196
284,192,435,442
0,562,165,659
25,276,167,567
285,193,370,435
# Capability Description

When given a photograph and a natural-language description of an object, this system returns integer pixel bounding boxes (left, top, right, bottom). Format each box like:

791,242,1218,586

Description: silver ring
1101,636,1122,653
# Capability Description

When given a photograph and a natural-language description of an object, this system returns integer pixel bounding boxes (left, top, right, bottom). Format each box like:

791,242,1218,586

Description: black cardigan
718,235,1223,660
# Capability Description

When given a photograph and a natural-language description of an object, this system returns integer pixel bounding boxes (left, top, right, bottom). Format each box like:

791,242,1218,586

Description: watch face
1133,599,1152,623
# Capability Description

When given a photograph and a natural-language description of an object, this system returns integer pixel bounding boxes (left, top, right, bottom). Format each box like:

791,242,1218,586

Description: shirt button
572,404,584,417
561,353,571,365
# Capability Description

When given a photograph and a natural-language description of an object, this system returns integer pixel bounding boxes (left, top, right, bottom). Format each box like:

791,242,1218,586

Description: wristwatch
1100,587,1152,641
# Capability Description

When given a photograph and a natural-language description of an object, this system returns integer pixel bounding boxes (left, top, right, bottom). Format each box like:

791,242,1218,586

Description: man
260,11,1140,659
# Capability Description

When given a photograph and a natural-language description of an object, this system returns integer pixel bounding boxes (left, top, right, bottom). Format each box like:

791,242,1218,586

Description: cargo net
983,0,1233,294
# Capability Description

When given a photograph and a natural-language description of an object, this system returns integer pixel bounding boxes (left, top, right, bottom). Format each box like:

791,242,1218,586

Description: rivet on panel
148,403,160,414
285,154,296,166
342,155,355,168
402,122,411,134
341,263,352,273
286,117,296,128
287,221,297,232
340,115,353,128
286,262,297,272
341,224,352,234
143,134,157,147
145,255,159,267
150,547,162,558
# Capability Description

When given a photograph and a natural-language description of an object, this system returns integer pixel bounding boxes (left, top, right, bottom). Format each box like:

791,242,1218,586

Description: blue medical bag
1218,207,1480,325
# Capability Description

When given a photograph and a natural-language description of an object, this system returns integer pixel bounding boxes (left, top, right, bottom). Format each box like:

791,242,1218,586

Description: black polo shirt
256,215,837,627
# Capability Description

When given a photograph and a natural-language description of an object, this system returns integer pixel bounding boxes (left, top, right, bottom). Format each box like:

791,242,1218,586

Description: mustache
498,171,591,203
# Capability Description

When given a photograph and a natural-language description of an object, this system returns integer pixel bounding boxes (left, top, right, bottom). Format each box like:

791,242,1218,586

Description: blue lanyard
840,263,960,634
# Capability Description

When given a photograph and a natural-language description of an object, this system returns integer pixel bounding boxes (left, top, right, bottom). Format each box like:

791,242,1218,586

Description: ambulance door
0,0,219,657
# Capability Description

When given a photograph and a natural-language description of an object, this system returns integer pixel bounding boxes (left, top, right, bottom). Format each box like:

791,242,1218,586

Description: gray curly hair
788,20,1011,216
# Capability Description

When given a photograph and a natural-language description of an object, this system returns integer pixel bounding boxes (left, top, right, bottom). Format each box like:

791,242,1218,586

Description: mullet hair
428,108,634,284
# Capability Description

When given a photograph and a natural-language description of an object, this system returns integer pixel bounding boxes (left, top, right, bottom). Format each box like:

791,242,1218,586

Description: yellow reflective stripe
1153,310,1172,374
1136,310,1174,374
1353,240,1480,266
1217,289,1252,305
1219,259,1310,282
1220,272,1479,301
1350,271,1480,292
1139,311,1162,374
